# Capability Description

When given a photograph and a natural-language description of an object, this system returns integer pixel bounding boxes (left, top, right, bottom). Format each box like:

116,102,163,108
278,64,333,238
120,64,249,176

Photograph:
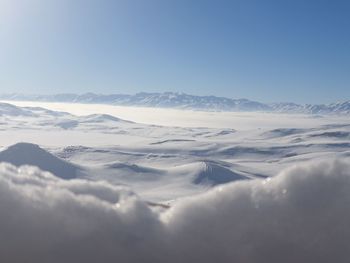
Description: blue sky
0,0,349,103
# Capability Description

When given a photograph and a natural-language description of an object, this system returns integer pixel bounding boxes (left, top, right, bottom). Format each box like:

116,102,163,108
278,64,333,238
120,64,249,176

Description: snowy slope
0,143,83,179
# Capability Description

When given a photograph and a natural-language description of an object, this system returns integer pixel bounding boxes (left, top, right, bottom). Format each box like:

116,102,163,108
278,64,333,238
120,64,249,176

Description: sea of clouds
0,159,349,262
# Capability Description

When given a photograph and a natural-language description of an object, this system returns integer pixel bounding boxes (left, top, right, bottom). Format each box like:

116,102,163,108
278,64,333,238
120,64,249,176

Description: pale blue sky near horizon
0,0,349,104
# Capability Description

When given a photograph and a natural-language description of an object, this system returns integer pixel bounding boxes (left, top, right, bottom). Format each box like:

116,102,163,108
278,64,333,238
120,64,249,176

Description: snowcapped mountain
271,101,350,115
0,92,271,111
1,92,350,114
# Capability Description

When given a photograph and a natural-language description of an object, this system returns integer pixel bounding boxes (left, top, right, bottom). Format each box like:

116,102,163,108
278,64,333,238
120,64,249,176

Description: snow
0,143,83,179
0,101,349,201
2,100,348,129
0,101,349,261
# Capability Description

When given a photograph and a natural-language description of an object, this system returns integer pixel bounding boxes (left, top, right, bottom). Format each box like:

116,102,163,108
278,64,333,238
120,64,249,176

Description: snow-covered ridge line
2,92,349,114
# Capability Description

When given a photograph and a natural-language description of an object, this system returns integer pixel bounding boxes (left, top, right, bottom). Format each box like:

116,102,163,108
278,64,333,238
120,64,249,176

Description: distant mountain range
1,92,350,114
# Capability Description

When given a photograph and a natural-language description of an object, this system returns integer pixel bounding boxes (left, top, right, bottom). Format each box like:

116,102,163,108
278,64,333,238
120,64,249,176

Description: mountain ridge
1,92,350,114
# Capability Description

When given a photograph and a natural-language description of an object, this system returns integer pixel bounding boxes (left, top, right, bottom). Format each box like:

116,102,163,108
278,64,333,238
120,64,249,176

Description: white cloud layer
0,159,350,262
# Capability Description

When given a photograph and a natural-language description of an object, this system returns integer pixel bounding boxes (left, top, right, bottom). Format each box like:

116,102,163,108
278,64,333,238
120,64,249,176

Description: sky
0,0,349,104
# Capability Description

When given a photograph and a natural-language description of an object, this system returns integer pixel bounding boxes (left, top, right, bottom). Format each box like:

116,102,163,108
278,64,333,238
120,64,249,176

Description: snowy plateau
1,100,350,262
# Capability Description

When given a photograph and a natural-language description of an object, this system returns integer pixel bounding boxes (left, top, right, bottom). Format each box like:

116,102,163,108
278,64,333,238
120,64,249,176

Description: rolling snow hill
0,143,82,179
